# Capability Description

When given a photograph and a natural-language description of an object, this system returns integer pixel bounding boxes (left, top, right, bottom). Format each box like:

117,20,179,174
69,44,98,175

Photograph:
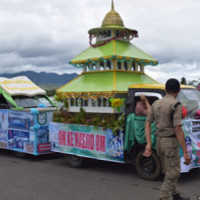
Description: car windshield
13,95,54,108
177,88,200,118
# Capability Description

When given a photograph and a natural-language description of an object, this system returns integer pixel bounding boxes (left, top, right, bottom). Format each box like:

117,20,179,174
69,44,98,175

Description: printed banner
180,119,200,172
0,110,8,148
0,110,52,154
7,111,35,153
38,143,51,153
49,122,124,163
36,111,53,152
8,111,33,130
8,129,31,150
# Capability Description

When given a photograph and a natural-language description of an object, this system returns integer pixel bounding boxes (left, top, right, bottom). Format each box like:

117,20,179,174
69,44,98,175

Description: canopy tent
0,76,46,97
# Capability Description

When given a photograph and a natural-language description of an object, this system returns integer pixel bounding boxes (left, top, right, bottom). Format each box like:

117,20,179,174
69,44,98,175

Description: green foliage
188,80,198,86
46,89,56,96
180,77,200,87
180,77,187,85
39,85,57,96
52,107,125,135
63,99,69,109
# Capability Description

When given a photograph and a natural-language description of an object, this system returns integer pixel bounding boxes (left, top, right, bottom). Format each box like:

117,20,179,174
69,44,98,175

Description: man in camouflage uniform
143,78,191,200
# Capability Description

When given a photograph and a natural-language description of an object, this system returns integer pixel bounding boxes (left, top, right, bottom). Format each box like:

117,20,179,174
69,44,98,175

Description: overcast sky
0,0,199,83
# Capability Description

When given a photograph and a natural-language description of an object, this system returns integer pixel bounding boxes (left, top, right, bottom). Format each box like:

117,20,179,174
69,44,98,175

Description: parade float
0,76,57,156
49,0,200,180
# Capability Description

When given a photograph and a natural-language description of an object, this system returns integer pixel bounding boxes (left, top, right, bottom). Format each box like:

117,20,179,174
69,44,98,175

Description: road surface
0,150,199,200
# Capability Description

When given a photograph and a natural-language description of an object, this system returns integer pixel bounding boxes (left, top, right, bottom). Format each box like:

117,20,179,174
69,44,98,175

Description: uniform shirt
146,94,182,137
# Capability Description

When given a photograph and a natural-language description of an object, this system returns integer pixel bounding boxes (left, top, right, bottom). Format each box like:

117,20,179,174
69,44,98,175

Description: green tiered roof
70,40,158,67
57,71,159,99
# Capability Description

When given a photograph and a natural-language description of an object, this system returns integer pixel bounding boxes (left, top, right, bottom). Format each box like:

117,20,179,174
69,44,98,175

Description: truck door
124,89,165,180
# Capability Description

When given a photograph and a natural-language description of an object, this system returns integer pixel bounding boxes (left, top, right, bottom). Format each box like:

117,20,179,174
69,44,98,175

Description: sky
0,0,199,83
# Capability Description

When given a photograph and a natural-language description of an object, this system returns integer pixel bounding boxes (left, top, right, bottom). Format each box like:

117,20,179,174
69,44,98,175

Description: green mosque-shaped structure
57,0,159,113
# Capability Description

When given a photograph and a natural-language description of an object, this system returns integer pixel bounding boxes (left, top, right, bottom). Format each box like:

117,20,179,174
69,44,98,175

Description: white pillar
140,64,144,72
104,60,107,70
128,63,132,71
96,62,100,71
110,60,113,70
121,61,125,70
135,63,139,72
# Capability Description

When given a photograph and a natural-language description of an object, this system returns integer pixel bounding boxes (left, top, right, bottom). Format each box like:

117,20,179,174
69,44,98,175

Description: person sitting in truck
135,95,151,116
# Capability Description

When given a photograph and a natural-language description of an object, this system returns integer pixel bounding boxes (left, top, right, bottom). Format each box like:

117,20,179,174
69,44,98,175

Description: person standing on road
143,78,191,200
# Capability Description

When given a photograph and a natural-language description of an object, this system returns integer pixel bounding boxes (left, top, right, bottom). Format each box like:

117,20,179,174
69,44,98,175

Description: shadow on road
179,168,200,183
1,148,199,185
0,149,63,161
69,157,139,177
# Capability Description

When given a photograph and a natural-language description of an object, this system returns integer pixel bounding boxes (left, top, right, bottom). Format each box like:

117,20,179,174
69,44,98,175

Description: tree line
180,77,200,88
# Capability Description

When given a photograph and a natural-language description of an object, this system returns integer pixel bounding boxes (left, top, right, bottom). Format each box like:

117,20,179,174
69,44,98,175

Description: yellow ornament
109,98,125,111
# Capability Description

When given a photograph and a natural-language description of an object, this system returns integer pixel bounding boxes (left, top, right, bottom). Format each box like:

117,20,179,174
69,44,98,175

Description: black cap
165,78,180,93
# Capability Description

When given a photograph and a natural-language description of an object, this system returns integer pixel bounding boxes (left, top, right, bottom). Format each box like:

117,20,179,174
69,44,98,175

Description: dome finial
111,0,114,11
101,0,124,27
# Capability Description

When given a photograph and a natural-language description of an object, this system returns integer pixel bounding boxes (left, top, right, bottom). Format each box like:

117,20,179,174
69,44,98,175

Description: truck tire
135,150,161,180
68,155,84,168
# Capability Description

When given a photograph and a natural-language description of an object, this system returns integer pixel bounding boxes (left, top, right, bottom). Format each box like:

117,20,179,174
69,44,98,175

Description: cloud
0,0,199,83
146,62,199,84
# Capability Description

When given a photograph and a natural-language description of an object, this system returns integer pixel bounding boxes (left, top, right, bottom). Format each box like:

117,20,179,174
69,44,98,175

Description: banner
0,110,52,154
49,122,124,163
8,111,33,130
0,110,8,148
7,111,35,153
180,119,200,172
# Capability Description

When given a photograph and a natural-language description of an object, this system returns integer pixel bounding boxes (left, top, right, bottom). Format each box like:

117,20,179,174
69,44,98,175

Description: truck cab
124,83,200,180
126,83,165,117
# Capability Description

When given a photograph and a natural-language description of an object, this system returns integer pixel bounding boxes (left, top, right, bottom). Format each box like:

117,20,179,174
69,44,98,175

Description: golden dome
102,0,124,27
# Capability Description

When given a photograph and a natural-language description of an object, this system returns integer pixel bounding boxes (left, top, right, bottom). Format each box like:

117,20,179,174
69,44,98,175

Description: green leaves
52,107,125,134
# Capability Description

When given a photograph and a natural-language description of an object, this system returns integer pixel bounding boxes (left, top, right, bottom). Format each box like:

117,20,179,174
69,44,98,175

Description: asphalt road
0,150,200,200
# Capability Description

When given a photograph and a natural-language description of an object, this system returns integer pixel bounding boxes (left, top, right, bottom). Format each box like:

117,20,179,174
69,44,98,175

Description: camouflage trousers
157,137,180,200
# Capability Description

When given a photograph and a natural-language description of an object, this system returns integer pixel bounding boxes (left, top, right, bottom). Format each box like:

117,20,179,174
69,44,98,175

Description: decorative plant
54,95,69,109
52,107,125,135
109,98,125,112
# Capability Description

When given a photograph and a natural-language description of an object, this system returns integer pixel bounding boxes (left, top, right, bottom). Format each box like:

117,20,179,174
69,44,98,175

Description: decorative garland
56,91,116,100
89,29,138,48
69,55,158,69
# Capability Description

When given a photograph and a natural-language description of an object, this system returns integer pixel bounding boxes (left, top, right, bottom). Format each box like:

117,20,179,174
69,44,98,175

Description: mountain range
0,71,78,89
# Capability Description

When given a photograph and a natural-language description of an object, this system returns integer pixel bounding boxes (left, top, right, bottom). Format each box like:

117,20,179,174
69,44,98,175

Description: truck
0,76,57,156
49,83,200,180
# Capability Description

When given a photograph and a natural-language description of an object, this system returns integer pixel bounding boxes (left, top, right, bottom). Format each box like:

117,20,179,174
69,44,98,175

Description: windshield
177,89,200,118
13,95,54,108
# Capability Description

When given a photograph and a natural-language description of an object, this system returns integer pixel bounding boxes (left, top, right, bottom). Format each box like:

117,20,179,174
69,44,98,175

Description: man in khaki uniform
143,78,191,200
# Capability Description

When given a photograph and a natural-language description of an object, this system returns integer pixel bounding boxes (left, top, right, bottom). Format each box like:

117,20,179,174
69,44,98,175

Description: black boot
172,193,190,200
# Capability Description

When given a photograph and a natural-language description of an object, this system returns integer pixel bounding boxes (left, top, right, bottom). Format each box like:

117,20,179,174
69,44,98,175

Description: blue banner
49,122,125,163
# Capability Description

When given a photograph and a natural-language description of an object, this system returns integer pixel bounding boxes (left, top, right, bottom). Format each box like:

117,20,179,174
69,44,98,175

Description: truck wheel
135,150,161,180
68,155,84,168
